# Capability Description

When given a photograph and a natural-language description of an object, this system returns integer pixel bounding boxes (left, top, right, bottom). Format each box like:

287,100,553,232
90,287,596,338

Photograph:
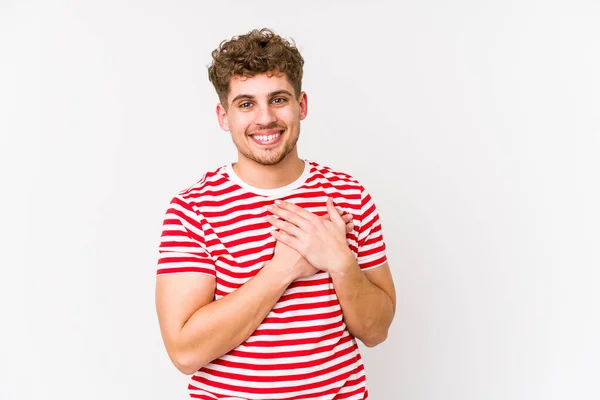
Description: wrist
262,257,297,287
328,249,358,278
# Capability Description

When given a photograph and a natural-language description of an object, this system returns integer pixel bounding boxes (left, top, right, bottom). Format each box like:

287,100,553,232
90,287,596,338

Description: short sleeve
356,185,388,270
156,196,216,277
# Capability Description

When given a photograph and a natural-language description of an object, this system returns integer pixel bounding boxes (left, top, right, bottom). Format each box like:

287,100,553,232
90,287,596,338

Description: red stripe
211,340,357,371
156,266,215,275
277,288,336,303
200,353,360,383
191,362,360,395
262,309,342,325
229,332,352,359
252,319,343,337
271,299,340,314
358,245,386,259
359,255,387,269
158,257,213,267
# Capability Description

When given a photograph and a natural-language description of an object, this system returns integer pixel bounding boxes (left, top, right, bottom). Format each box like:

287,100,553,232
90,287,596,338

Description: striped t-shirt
157,159,387,400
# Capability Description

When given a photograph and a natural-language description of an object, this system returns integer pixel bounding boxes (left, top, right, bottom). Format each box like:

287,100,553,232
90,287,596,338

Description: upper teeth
254,132,280,142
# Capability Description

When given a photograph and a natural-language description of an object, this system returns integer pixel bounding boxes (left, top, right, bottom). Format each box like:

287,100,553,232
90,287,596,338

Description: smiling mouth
249,130,284,145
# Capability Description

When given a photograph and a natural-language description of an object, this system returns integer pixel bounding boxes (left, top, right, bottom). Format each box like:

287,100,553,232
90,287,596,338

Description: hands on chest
266,197,356,280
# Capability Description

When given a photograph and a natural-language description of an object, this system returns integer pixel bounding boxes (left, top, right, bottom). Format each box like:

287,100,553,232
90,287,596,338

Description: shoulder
174,164,231,201
164,164,233,217
306,160,382,213
306,159,364,190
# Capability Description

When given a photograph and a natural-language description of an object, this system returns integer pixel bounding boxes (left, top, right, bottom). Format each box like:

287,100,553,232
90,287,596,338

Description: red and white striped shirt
157,159,387,400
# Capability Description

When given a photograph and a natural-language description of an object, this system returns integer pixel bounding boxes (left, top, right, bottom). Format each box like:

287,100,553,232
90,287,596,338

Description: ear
298,92,308,121
216,103,229,131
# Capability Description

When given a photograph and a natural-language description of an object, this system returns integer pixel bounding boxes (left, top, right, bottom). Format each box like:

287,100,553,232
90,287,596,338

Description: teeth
254,132,281,142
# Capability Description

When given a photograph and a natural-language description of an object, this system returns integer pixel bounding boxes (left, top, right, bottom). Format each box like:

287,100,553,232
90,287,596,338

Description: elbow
356,319,390,348
175,362,198,376
362,330,388,348
171,349,204,375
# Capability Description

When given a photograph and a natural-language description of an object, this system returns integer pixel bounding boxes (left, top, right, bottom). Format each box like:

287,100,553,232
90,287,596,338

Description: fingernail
274,200,282,205
267,205,274,210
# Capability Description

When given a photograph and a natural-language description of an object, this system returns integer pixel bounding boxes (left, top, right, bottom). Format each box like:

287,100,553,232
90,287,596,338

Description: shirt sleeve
356,185,388,270
156,195,216,277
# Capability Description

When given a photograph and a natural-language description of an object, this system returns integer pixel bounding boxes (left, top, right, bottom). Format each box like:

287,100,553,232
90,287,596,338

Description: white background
1,1,599,399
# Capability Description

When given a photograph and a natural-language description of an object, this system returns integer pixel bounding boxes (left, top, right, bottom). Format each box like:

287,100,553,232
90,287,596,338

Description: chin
244,149,290,166
254,155,287,166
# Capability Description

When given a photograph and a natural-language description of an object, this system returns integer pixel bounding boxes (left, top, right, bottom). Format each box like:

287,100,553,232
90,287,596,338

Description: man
155,28,396,400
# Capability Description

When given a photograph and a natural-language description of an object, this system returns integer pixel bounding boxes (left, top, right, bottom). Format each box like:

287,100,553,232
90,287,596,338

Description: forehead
227,73,294,101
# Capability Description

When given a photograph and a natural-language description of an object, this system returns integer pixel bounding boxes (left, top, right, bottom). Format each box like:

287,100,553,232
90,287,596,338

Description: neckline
225,159,312,198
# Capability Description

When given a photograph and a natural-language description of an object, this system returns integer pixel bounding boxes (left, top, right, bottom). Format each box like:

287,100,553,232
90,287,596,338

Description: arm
155,251,309,375
267,197,396,348
156,195,288,375
329,260,396,347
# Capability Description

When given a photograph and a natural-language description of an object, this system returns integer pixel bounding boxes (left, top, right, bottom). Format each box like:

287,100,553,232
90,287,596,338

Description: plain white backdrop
1,1,599,399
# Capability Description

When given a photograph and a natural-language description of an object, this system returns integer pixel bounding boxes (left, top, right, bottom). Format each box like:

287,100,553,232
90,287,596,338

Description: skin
267,197,396,347
155,72,396,375
216,72,308,189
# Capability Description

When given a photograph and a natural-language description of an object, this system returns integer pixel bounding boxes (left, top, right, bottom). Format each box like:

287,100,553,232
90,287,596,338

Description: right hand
271,239,318,280
268,208,355,281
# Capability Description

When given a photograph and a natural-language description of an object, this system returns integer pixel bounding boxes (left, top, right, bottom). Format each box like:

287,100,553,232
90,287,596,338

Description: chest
200,193,360,297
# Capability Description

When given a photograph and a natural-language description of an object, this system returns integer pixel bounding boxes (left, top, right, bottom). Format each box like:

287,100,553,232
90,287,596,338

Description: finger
274,200,319,222
268,203,312,230
271,230,303,253
345,222,354,234
324,212,352,223
266,215,303,238
326,197,344,225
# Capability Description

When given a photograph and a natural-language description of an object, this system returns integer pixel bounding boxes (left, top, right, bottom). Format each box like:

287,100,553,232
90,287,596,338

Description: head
208,28,307,166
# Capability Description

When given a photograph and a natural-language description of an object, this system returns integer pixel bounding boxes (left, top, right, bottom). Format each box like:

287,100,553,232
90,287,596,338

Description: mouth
249,129,285,146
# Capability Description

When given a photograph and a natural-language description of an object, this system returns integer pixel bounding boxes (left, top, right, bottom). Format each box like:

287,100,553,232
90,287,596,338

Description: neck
232,149,305,189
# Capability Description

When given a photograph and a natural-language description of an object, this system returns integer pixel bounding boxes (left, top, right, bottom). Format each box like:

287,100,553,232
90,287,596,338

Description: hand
267,206,354,281
266,198,355,274
330,210,355,234
269,239,318,281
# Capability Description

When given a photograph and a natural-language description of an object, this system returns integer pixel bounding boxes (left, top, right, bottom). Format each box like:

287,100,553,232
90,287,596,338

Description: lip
249,129,285,146
250,129,283,136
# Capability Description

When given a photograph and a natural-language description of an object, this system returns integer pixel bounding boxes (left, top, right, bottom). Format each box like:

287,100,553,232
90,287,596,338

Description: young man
155,28,396,400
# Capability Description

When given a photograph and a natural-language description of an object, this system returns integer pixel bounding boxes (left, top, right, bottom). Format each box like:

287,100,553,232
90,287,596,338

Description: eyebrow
231,90,295,105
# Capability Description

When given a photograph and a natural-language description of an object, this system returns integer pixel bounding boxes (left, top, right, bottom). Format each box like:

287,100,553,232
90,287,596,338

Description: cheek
278,110,298,126
229,116,252,135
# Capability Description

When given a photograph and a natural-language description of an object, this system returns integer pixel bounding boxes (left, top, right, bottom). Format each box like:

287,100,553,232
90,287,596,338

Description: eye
239,102,253,109
271,97,287,104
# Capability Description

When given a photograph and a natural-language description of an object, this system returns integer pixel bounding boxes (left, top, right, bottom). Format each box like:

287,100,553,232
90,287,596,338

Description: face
216,73,308,166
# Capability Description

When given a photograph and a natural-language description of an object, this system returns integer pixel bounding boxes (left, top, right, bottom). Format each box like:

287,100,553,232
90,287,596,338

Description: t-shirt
157,159,387,400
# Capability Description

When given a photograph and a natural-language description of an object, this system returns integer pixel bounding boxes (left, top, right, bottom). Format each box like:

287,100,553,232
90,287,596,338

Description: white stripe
209,339,357,371
191,360,361,394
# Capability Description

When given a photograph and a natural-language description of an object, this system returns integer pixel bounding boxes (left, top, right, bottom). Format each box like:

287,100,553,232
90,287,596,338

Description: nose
254,103,277,127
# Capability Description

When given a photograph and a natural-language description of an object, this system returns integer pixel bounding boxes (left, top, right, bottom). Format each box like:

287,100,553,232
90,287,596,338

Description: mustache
248,122,287,134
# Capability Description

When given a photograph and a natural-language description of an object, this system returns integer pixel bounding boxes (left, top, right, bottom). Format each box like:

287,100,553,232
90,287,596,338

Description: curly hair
208,28,304,107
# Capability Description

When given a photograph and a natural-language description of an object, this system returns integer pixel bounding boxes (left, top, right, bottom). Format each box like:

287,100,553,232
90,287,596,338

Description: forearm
330,258,394,347
174,262,293,374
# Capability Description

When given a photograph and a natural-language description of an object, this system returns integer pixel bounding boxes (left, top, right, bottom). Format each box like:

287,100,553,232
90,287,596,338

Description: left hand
266,198,354,273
